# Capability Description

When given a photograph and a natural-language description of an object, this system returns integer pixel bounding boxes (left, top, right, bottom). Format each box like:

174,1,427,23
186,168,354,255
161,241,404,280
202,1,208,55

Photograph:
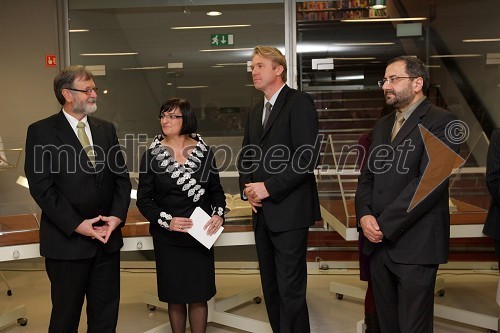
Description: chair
0,136,8,167
0,271,12,296
0,135,13,296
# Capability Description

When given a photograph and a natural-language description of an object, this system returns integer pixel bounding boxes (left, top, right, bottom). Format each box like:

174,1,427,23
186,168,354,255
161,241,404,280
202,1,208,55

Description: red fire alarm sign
45,54,57,67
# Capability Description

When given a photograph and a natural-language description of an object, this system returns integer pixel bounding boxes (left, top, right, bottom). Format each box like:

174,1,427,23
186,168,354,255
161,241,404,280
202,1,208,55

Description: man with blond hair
238,46,320,333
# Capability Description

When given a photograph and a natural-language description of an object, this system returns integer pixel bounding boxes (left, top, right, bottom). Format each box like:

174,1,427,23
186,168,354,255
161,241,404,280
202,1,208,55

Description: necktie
262,102,272,128
76,122,95,166
391,111,405,142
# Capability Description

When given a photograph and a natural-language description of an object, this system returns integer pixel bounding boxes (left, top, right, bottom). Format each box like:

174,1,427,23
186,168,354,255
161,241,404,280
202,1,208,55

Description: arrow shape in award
408,124,465,211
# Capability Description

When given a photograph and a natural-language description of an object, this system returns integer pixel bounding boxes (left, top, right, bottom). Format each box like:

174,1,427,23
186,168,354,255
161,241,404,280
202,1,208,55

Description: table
0,213,38,330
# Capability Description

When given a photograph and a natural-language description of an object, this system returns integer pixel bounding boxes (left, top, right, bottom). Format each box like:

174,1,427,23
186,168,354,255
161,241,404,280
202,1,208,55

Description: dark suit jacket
25,111,131,260
483,128,500,241
238,85,321,232
137,135,226,247
355,99,459,265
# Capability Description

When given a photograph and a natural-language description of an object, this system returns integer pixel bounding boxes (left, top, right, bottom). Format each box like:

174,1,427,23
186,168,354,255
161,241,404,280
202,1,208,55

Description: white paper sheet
188,207,224,249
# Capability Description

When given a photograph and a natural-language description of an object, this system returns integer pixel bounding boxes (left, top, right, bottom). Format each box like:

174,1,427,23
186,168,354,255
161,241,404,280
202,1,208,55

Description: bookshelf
369,7,387,18
297,1,387,22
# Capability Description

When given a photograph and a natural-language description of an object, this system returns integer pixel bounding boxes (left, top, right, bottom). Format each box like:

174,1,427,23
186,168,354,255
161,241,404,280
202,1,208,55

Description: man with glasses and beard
355,56,460,333
25,66,131,332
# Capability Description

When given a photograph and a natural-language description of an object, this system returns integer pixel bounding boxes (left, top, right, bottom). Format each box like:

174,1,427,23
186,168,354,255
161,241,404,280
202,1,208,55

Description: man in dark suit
238,46,321,333
355,56,460,333
484,129,500,273
25,66,131,333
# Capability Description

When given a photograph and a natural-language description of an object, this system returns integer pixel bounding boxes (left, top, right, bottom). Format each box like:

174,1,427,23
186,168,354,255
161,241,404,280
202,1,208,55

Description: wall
1,0,61,144
0,0,61,215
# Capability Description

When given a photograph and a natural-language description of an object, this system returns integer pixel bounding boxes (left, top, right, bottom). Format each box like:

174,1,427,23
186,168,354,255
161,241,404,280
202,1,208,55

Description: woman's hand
204,215,223,236
170,217,192,233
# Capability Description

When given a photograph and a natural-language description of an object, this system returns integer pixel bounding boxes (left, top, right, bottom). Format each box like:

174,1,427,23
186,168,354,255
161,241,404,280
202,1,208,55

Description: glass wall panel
297,0,499,234
68,0,285,140
68,0,285,198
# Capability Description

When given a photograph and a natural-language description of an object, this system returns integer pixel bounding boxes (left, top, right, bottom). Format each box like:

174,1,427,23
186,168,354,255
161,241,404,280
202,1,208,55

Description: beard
73,98,97,115
384,84,414,109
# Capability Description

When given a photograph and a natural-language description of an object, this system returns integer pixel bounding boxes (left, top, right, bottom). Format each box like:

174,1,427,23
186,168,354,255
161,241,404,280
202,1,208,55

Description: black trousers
254,213,310,333
45,247,120,333
370,245,438,333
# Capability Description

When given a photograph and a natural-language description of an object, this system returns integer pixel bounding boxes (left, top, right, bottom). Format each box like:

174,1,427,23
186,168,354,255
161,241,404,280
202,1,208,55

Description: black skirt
153,238,216,303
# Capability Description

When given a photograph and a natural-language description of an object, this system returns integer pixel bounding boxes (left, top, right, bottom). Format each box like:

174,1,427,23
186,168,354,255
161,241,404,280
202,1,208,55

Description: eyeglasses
158,114,183,120
66,87,99,95
377,76,418,87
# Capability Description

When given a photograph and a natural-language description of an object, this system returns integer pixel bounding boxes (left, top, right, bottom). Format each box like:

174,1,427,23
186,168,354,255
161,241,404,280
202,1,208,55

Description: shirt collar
399,96,425,120
264,83,286,107
62,108,88,128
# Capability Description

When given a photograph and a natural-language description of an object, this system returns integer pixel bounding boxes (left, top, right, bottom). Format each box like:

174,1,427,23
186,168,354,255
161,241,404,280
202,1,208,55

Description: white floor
0,266,498,332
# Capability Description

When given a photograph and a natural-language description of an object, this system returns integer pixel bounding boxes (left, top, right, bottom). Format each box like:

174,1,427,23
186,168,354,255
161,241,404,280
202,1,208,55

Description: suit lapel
88,116,105,175
54,110,82,154
261,85,290,139
380,112,395,145
253,100,265,139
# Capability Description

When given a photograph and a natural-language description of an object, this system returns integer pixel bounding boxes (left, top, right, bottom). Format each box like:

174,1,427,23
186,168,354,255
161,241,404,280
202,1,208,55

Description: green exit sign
211,34,234,47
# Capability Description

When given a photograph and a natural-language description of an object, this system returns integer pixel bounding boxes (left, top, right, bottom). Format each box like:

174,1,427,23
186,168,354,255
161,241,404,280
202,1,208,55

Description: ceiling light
430,54,482,58
369,0,386,9
177,86,209,89
335,42,394,46
122,66,167,70
333,57,377,60
80,52,138,56
297,44,346,53
341,17,427,22
336,75,365,80
172,24,250,30
199,48,253,52
69,29,90,33
206,11,222,16
217,62,247,66
463,38,500,43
